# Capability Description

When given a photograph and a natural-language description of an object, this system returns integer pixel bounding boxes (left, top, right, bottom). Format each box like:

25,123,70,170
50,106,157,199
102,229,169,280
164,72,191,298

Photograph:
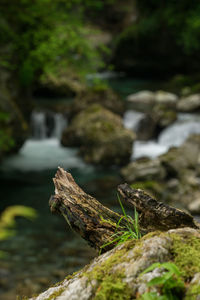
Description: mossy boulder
61,104,135,166
31,228,200,300
70,85,125,118
36,69,85,98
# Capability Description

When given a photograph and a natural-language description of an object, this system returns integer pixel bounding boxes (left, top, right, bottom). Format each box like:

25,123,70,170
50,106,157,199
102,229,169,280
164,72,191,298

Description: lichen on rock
31,228,200,300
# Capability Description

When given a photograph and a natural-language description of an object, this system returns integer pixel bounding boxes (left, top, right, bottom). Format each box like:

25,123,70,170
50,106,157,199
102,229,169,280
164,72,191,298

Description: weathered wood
49,167,129,252
118,183,199,231
49,167,199,252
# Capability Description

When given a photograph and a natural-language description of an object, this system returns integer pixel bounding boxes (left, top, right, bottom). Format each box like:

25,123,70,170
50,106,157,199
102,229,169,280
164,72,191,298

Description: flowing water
123,110,200,159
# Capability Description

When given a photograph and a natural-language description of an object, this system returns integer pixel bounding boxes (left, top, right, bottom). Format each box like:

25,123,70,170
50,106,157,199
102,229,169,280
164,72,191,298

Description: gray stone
177,94,200,112
155,90,178,108
127,90,155,112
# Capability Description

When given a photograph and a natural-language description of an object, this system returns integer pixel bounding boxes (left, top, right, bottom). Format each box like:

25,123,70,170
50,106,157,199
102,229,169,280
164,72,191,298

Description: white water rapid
1,111,90,172
124,110,200,160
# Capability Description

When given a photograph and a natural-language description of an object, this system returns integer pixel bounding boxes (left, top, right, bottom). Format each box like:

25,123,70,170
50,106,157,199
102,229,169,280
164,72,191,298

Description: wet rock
159,134,200,177
61,104,135,166
152,104,177,129
177,94,200,112
136,104,177,140
121,158,166,182
127,90,155,112
31,228,200,300
136,114,156,140
154,90,178,108
127,90,178,113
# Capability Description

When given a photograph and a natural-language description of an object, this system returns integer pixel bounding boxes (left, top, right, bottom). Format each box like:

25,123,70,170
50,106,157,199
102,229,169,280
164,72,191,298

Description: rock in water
61,104,135,166
177,94,200,112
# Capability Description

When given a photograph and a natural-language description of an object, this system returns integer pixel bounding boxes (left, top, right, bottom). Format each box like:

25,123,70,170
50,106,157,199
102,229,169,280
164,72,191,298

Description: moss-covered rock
61,104,135,166
37,69,85,98
30,228,200,300
70,85,125,118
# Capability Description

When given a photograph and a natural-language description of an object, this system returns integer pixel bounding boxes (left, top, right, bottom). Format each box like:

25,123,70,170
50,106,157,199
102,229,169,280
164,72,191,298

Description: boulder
136,105,177,140
121,158,166,182
159,134,200,177
127,90,178,113
127,90,155,112
177,94,200,112
135,114,157,140
61,104,135,166
38,70,85,97
31,227,200,300
152,104,177,129
155,90,178,108
70,86,125,118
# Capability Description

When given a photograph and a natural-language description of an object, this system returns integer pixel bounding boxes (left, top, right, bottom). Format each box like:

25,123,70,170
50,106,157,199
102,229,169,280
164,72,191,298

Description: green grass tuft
100,193,141,253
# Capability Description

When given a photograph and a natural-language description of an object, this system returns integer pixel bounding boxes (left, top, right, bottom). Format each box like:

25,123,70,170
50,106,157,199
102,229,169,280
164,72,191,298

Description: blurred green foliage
115,1,200,74
136,0,200,54
0,205,37,258
0,0,113,87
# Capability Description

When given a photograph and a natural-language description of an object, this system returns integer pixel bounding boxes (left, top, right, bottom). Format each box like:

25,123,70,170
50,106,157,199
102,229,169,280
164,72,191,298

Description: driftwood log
49,167,199,252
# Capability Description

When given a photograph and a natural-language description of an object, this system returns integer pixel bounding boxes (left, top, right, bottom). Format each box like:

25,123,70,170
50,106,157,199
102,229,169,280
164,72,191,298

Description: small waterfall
31,111,46,139
158,121,200,148
1,110,89,171
31,110,67,140
158,113,200,148
131,112,200,160
52,113,67,139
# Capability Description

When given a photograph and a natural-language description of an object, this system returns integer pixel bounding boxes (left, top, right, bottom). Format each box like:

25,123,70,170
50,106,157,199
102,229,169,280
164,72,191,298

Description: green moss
85,104,103,114
94,275,132,300
185,284,200,300
170,234,200,279
102,121,115,133
100,215,117,228
83,239,137,299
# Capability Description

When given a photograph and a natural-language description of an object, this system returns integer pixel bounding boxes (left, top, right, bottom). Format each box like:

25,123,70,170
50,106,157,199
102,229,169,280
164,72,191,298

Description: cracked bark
49,167,199,252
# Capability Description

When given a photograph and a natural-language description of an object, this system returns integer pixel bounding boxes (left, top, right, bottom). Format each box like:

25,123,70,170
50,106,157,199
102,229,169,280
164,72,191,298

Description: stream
1,78,200,299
